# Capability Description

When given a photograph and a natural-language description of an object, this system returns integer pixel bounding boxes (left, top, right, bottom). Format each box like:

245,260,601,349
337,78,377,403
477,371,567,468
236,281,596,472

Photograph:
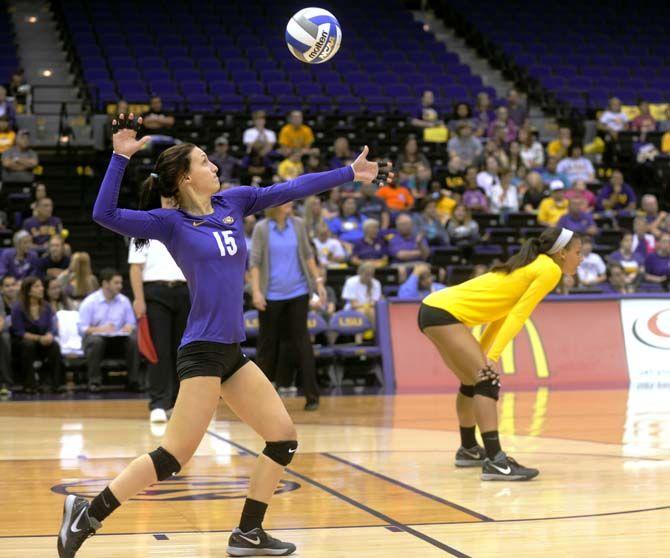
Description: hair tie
150,172,159,179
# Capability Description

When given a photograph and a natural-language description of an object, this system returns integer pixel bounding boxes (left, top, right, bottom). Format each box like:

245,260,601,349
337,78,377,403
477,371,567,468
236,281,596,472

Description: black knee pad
263,440,298,466
459,384,475,397
149,446,181,481
474,378,500,401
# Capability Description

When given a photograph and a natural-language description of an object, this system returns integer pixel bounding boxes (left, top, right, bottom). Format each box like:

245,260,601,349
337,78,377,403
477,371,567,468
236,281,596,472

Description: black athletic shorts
418,303,462,331
176,341,250,383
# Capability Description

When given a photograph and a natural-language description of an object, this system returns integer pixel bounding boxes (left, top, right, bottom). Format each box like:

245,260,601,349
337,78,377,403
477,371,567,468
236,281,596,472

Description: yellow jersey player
419,227,582,481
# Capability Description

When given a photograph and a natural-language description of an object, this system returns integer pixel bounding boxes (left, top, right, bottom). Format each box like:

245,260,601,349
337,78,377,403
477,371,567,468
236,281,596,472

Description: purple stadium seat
174,68,201,82
219,94,245,112
238,81,265,96
181,81,207,95
267,81,294,97
234,70,258,83
210,81,236,96
325,83,351,97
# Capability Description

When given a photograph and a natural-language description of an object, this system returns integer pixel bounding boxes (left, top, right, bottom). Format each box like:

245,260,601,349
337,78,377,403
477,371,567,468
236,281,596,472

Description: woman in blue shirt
57,114,390,558
327,197,367,244
10,275,63,393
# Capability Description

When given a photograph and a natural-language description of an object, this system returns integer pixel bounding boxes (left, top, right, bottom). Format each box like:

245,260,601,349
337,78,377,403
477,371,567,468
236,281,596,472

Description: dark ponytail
491,227,576,274
134,142,196,249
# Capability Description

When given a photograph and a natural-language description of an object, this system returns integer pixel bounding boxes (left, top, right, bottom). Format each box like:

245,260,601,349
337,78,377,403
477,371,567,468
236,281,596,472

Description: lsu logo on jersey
222,216,235,225
52,475,300,501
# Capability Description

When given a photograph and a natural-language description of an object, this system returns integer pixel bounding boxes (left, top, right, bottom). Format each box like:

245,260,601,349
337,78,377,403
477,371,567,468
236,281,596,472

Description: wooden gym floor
0,387,668,557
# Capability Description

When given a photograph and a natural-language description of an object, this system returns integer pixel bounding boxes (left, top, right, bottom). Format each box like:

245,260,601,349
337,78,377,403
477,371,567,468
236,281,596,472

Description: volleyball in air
285,8,342,64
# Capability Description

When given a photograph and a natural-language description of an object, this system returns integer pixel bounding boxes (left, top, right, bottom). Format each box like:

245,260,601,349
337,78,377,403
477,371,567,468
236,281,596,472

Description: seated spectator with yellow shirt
278,110,314,155
546,127,572,159
0,115,15,153
277,150,304,181
538,180,569,227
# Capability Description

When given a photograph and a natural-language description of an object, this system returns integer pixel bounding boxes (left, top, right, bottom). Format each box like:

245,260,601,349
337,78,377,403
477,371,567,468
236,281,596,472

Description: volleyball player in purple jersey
57,114,392,558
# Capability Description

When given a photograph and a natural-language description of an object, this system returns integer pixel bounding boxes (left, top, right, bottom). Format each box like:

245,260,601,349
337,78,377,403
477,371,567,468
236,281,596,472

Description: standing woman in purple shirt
57,114,390,558
10,275,63,394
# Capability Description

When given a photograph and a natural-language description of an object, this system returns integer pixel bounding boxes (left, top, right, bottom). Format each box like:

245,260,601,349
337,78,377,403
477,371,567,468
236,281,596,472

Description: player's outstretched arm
238,146,393,215
93,113,169,241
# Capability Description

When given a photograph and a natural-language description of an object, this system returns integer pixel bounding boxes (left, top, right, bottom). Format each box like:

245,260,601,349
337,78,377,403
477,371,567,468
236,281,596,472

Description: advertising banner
389,300,629,392
620,299,670,385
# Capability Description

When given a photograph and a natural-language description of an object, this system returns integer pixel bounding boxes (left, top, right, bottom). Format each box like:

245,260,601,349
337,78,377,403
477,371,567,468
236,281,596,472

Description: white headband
546,228,574,255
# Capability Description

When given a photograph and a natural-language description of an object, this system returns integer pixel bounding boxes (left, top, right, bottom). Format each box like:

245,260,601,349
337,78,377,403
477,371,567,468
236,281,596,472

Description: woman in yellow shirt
419,227,582,481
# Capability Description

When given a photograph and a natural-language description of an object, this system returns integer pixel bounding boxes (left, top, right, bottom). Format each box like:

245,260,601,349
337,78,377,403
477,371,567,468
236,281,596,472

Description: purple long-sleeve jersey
94,153,354,348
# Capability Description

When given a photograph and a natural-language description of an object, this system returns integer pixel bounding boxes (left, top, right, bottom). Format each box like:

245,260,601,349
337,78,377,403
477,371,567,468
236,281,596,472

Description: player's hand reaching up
112,113,151,159
351,146,393,186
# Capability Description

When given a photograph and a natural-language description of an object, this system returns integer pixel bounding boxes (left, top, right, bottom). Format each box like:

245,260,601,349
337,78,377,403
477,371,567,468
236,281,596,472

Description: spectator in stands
565,179,596,212
387,213,430,280
376,178,415,213
644,233,670,286
278,150,304,181
555,273,578,295
473,91,495,137
557,199,598,236
242,110,276,155
474,155,498,198
596,170,636,213
10,276,63,393
662,126,670,155
413,198,449,246
327,198,366,244
45,277,74,312
632,215,656,257
429,178,458,219
608,232,644,287
547,126,572,160
487,106,517,144
57,251,99,308
447,122,483,170
598,96,629,138
330,137,354,169
659,105,670,133
522,171,548,212
446,204,480,251
604,262,635,294
396,135,430,178
208,136,239,185
302,196,325,238
0,86,16,128
505,88,528,127
8,69,28,106
506,139,523,175
240,140,273,185
539,155,570,188
351,219,388,268
341,262,382,325
1,129,38,184
313,222,347,268
22,198,63,250
78,268,139,393
322,187,342,219
489,168,519,216
278,110,314,155
304,149,326,174
411,90,443,129
30,182,47,214
518,128,544,169
462,166,489,212
0,115,15,153
631,100,657,133
0,275,16,396
640,194,667,238
448,102,475,134
405,163,432,201
471,264,488,278
38,235,70,280
0,230,40,280
398,263,445,299
538,180,569,227
557,144,596,185
249,203,323,410
357,182,390,229
141,96,175,134
576,237,607,286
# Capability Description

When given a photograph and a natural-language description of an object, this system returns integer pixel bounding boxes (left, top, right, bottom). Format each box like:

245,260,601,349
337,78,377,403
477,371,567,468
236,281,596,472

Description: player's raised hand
351,145,394,186
112,113,151,159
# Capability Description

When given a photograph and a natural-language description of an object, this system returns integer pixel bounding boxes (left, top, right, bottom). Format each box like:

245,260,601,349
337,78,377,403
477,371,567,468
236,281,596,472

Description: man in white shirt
577,237,607,286
476,155,501,197
598,97,629,135
242,110,276,155
341,262,382,325
129,237,189,423
312,222,347,267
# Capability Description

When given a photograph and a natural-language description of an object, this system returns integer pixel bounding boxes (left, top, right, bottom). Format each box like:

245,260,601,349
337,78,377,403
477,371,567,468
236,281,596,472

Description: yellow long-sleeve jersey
422,254,562,362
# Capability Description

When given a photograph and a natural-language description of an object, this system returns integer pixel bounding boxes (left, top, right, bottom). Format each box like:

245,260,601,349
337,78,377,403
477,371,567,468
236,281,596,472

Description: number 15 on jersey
213,230,238,256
